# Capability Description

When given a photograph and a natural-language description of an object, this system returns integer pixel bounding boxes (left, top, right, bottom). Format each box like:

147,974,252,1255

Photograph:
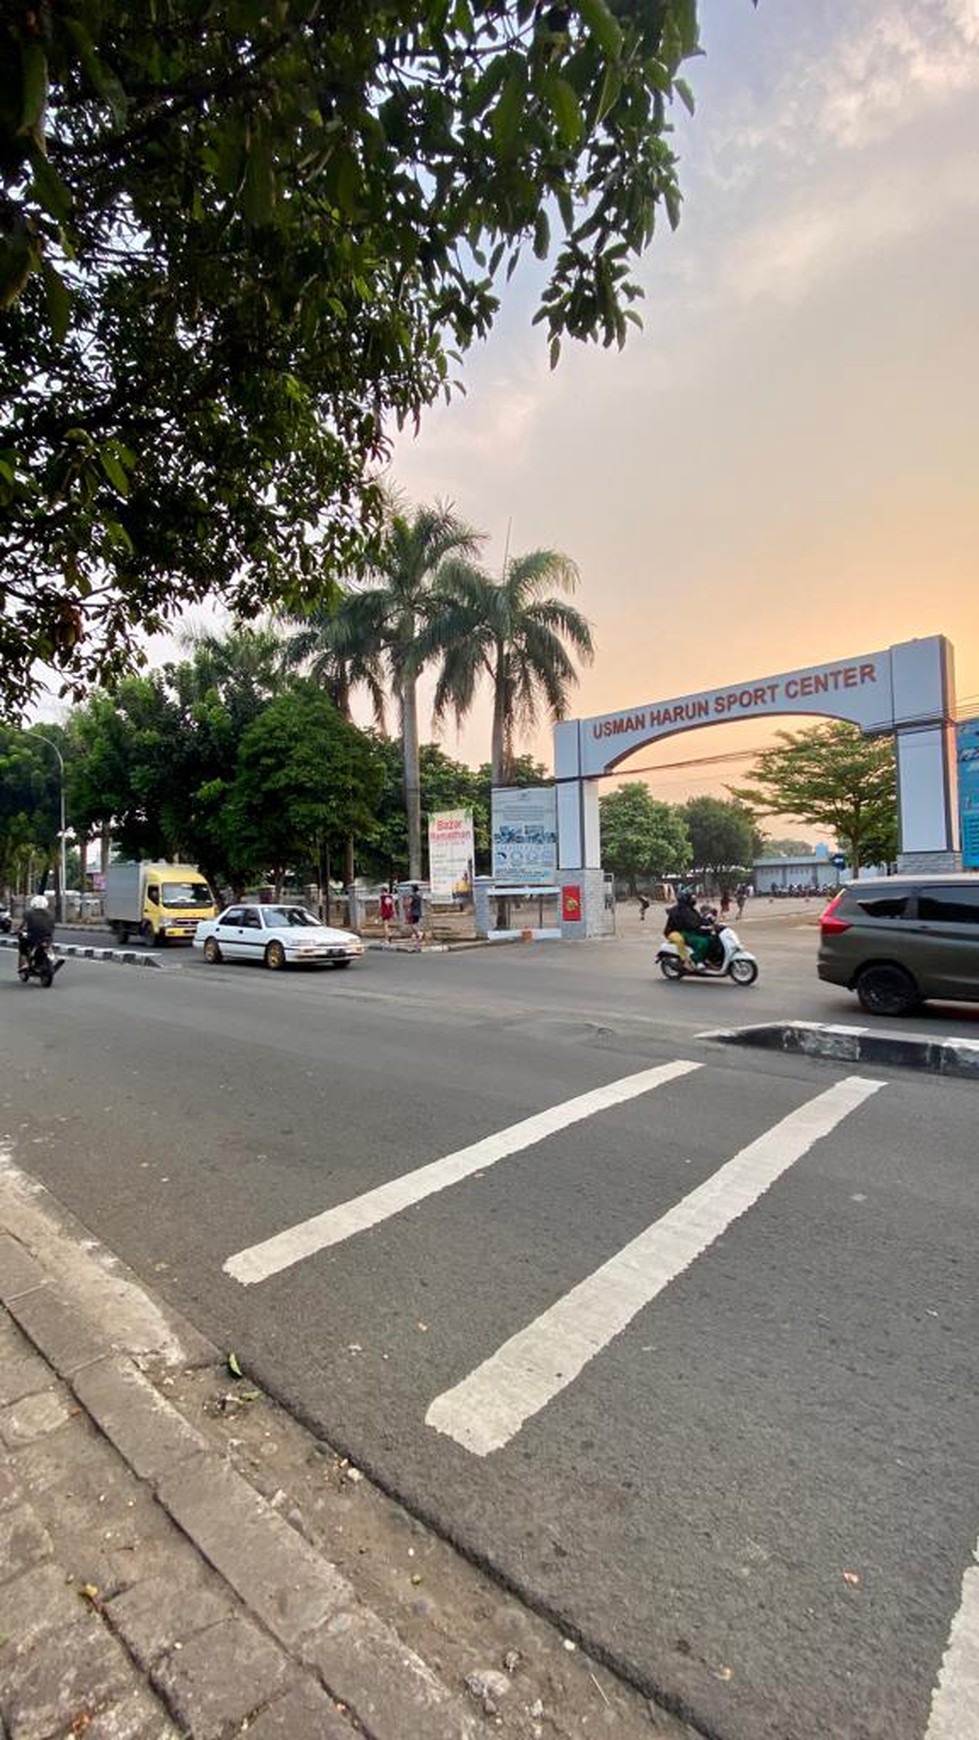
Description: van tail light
820,892,851,936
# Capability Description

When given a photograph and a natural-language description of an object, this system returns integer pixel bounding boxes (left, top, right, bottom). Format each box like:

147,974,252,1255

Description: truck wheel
117,927,130,945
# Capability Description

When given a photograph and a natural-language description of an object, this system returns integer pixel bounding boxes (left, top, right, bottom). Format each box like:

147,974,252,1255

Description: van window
855,895,910,919
918,887,979,925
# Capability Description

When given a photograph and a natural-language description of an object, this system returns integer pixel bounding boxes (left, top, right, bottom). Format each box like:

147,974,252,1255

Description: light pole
32,733,67,924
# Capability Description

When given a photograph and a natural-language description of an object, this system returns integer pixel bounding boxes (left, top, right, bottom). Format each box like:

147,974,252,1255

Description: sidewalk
0,1167,690,1740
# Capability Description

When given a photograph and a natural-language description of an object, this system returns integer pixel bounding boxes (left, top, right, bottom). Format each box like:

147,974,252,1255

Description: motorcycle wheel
659,955,685,980
39,964,53,988
17,968,29,983
729,956,758,986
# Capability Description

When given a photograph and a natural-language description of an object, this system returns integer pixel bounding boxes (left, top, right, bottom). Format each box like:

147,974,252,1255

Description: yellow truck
104,861,217,945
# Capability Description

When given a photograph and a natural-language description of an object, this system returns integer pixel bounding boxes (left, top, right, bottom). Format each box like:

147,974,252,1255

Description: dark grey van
817,875,979,1015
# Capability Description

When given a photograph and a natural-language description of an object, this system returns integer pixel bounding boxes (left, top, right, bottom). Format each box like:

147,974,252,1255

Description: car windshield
262,907,321,929
161,882,212,909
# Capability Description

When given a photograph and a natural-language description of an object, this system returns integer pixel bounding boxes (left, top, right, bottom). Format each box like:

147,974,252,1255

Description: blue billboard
958,719,979,870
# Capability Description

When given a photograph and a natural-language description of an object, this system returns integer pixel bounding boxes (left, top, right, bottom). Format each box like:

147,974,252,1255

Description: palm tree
422,548,594,787
339,502,482,880
282,596,387,731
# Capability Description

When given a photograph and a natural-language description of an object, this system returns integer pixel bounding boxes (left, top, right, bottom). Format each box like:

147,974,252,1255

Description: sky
383,0,979,810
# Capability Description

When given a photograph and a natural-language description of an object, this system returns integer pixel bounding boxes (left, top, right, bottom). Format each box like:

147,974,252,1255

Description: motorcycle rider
18,893,56,973
664,886,713,971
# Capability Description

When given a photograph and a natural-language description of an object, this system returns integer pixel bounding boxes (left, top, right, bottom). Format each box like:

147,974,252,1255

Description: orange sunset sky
385,0,979,810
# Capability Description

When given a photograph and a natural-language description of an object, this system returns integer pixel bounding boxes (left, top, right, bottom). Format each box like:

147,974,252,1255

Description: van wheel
856,963,918,1017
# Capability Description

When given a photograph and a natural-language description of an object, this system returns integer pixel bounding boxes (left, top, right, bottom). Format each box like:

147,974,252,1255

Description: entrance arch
554,636,960,936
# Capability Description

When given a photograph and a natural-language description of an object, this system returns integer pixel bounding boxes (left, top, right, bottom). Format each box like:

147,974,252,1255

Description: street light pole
32,733,67,924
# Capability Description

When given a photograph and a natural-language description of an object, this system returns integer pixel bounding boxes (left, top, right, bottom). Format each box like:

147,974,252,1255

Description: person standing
407,883,423,952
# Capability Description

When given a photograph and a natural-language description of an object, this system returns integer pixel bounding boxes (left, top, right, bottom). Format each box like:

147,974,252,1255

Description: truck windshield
161,882,212,909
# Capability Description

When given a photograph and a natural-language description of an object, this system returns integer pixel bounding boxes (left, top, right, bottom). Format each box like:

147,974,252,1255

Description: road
3,915,978,1740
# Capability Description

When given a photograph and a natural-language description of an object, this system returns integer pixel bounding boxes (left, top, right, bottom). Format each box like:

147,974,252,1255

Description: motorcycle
657,921,758,986
17,934,64,988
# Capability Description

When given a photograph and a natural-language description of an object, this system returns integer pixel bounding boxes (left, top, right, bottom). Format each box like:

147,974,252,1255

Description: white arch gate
553,634,960,937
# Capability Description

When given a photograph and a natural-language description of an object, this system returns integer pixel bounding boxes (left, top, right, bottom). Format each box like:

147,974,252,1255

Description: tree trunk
490,652,508,788
402,678,422,881
345,835,355,888
318,838,328,923
100,823,111,879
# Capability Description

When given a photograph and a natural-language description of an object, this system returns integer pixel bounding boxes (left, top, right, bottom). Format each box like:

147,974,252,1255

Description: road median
702,1018,979,1079
0,934,163,969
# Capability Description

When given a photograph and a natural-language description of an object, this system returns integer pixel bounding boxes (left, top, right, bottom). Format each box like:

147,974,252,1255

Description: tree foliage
222,683,384,893
681,795,760,882
730,722,898,876
1,0,703,710
599,782,690,891
421,545,594,785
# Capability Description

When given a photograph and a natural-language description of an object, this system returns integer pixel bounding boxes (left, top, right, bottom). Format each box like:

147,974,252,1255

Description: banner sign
427,809,474,901
575,649,897,776
491,786,558,884
958,719,979,870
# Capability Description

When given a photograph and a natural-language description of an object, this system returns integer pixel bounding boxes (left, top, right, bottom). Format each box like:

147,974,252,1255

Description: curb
0,934,162,969
0,1220,482,1740
701,1019,979,1079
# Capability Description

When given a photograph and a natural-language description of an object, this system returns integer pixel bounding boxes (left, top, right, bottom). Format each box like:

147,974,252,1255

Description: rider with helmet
18,894,55,971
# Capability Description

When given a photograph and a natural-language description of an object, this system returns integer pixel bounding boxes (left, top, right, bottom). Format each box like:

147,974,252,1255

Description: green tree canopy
1,0,703,711
222,683,384,896
730,722,898,876
761,836,815,857
681,795,760,884
420,546,594,785
599,783,690,892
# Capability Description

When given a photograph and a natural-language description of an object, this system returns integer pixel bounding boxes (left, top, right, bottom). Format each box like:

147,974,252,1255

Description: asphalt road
3,919,978,1740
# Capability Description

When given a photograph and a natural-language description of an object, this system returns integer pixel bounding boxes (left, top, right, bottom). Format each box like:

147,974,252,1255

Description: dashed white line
223,1058,701,1286
426,1074,884,1455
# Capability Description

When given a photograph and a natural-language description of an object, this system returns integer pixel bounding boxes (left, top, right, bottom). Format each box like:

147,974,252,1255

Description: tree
338,503,481,880
360,738,490,885
599,784,690,893
761,836,815,857
222,684,384,903
0,727,61,893
730,723,898,877
681,796,760,887
422,547,594,785
1,0,703,712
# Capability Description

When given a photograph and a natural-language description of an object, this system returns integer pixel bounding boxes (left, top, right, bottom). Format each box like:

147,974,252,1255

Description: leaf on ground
227,1352,243,1377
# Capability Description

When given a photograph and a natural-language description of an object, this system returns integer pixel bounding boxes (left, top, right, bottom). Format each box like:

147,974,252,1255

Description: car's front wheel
332,958,352,969
856,963,919,1017
265,940,286,971
203,937,222,965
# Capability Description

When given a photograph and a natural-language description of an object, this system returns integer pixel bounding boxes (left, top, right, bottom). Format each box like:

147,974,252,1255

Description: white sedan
194,903,365,971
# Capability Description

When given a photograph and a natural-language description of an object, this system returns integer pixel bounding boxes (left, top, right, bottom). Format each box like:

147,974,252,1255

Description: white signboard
491,786,558,884
572,649,898,777
427,810,474,901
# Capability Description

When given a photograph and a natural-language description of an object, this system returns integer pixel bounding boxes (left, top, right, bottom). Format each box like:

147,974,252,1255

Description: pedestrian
407,882,423,952
735,883,747,920
638,893,650,921
720,889,731,919
378,885,395,943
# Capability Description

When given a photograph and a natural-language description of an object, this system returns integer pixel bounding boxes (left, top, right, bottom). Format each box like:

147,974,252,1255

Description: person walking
378,885,395,943
407,883,423,952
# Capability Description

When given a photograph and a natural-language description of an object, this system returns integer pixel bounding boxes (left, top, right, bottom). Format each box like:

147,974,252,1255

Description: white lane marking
926,1549,979,1740
426,1075,884,1456
224,1059,701,1285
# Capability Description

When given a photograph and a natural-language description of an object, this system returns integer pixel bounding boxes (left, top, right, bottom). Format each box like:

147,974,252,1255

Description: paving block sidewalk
0,1228,486,1740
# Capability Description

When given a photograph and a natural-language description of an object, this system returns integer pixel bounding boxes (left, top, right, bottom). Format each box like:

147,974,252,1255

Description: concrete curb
701,1018,979,1079
0,934,163,969
0,1223,483,1740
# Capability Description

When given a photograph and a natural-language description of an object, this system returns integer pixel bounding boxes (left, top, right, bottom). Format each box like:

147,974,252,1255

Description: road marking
224,1059,701,1286
926,1547,979,1740
426,1074,884,1456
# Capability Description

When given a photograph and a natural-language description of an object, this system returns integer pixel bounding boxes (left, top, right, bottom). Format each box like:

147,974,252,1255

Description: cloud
717,152,979,306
